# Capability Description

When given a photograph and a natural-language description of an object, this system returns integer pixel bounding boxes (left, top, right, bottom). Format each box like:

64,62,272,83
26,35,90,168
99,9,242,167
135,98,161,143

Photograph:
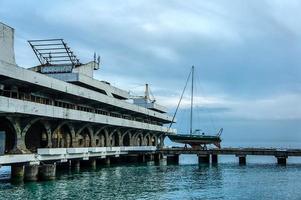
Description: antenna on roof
93,52,101,70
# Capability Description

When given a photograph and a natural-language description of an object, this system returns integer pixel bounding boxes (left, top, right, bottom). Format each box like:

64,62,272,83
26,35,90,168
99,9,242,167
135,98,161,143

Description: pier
159,147,301,165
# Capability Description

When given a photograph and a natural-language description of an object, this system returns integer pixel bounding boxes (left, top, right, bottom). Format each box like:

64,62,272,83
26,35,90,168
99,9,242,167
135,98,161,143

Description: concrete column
105,157,111,165
11,164,24,182
139,154,146,163
211,154,218,164
73,160,81,171
167,154,179,164
146,154,155,166
39,164,56,181
198,154,210,164
90,159,97,169
159,155,167,166
24,165,39,181
238,155,246,165
276,156,287,165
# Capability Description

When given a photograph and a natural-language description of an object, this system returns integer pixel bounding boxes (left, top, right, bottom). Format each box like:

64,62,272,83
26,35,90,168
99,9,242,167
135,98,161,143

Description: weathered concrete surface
0,96,173,133
0,61,173,123
0,22,15,65
39,164,56,180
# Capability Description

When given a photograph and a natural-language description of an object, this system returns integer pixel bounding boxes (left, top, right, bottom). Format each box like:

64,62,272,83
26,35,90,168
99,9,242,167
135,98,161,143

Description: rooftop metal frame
28,39,81,66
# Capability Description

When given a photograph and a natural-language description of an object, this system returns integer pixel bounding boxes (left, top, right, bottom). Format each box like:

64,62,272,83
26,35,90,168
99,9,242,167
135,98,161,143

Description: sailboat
167,66,223,149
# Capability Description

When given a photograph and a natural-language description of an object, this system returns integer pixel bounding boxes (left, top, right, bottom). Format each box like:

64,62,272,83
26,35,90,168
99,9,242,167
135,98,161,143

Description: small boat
167,66,222,149
168,129,222,149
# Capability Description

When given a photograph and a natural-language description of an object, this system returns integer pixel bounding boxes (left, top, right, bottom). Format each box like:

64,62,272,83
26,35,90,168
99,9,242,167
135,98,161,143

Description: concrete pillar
90,159,97,169
238,155,246,165
73,160,80,170
198,154,210,164
24,165,39,181
159,155,167,166
39,164,56,181
211,154,218,164
139,154,146,163
11,164,24,182
276,157,287,165
105,157,111,165
167,154,179,164
146,154,155,166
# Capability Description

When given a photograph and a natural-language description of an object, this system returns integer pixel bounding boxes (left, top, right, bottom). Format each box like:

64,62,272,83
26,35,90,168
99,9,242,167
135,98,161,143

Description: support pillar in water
139,154,146,163
90,159,97,169
146,154,155,165
39,164,56,181
198,154,210,164
24,165,39,181
159,155,167,166
237,155,246,165
72,160,80,171
211,154,218,164
11,164,24,182
276,156,287,165
167,154,179,164
105,157,111,165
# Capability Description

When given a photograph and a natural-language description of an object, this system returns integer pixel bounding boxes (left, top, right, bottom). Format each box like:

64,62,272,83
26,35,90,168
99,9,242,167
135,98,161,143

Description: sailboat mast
190,66,194,135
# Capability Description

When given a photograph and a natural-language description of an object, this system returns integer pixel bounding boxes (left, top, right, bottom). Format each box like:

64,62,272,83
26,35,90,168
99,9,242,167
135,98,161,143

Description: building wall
0,22,15,65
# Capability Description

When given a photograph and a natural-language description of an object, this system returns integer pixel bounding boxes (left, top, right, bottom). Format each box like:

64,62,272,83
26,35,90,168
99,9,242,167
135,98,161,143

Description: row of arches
0,117,165,154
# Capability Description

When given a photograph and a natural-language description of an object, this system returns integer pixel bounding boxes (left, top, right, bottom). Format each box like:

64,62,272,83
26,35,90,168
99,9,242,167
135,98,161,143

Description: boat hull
168,134,221,149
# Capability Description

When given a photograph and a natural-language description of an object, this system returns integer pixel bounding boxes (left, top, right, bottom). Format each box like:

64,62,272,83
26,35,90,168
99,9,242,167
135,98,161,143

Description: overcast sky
1,0,300,146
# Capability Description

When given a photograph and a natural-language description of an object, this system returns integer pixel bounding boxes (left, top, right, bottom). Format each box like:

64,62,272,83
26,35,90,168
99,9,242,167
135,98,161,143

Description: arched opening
137,134,143,146
113,133,120,147
25,121,48,153
145,135,150,146
52,124,72,148
77,128,91,147
151,136,157,146
123,133,131,146
95,129,107,147
0,117,16,153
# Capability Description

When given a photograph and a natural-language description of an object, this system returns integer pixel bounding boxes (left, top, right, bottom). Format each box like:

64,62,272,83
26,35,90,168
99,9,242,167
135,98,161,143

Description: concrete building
0,22,176,156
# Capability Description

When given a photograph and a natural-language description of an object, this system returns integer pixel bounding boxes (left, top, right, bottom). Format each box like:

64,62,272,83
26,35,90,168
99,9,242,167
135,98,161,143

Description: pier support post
105,157,111,165
24,165,39,181
198,154,210,164
167,154,179,164
237,155,246,165
211,154,218,164
90,159,97,169
146,154,155,166
139,154,146,163
276,156,287,165
159,156,167,166
11,164,24,182
72,160,81,171
39,164,56,181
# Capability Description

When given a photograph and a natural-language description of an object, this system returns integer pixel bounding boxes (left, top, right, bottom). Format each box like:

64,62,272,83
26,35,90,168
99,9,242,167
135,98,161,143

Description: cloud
0,0,300,123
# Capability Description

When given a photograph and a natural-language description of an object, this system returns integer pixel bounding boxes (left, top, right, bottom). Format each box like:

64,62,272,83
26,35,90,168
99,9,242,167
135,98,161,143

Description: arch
151,134,158,146
0,117,18,153
108,128,121,147
133,131,144,146
158,134,165,147
94,128,109,147
143,133,150,146
121,130,132,146
23,119,50,152
76,127,93,147
52,122,75,148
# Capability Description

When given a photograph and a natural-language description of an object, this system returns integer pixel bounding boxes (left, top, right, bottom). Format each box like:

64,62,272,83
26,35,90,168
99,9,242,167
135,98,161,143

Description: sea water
1,155,301,200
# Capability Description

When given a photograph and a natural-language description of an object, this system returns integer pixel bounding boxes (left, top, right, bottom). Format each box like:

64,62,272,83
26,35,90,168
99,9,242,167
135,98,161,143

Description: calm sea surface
1,155,301,200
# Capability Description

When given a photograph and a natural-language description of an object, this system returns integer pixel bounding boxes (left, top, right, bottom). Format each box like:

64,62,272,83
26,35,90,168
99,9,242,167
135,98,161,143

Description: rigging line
190,65,194,135
167,68,192,133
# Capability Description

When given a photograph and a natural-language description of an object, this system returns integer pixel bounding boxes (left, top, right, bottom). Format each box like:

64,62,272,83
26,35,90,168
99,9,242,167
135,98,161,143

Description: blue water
1,155,301,199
